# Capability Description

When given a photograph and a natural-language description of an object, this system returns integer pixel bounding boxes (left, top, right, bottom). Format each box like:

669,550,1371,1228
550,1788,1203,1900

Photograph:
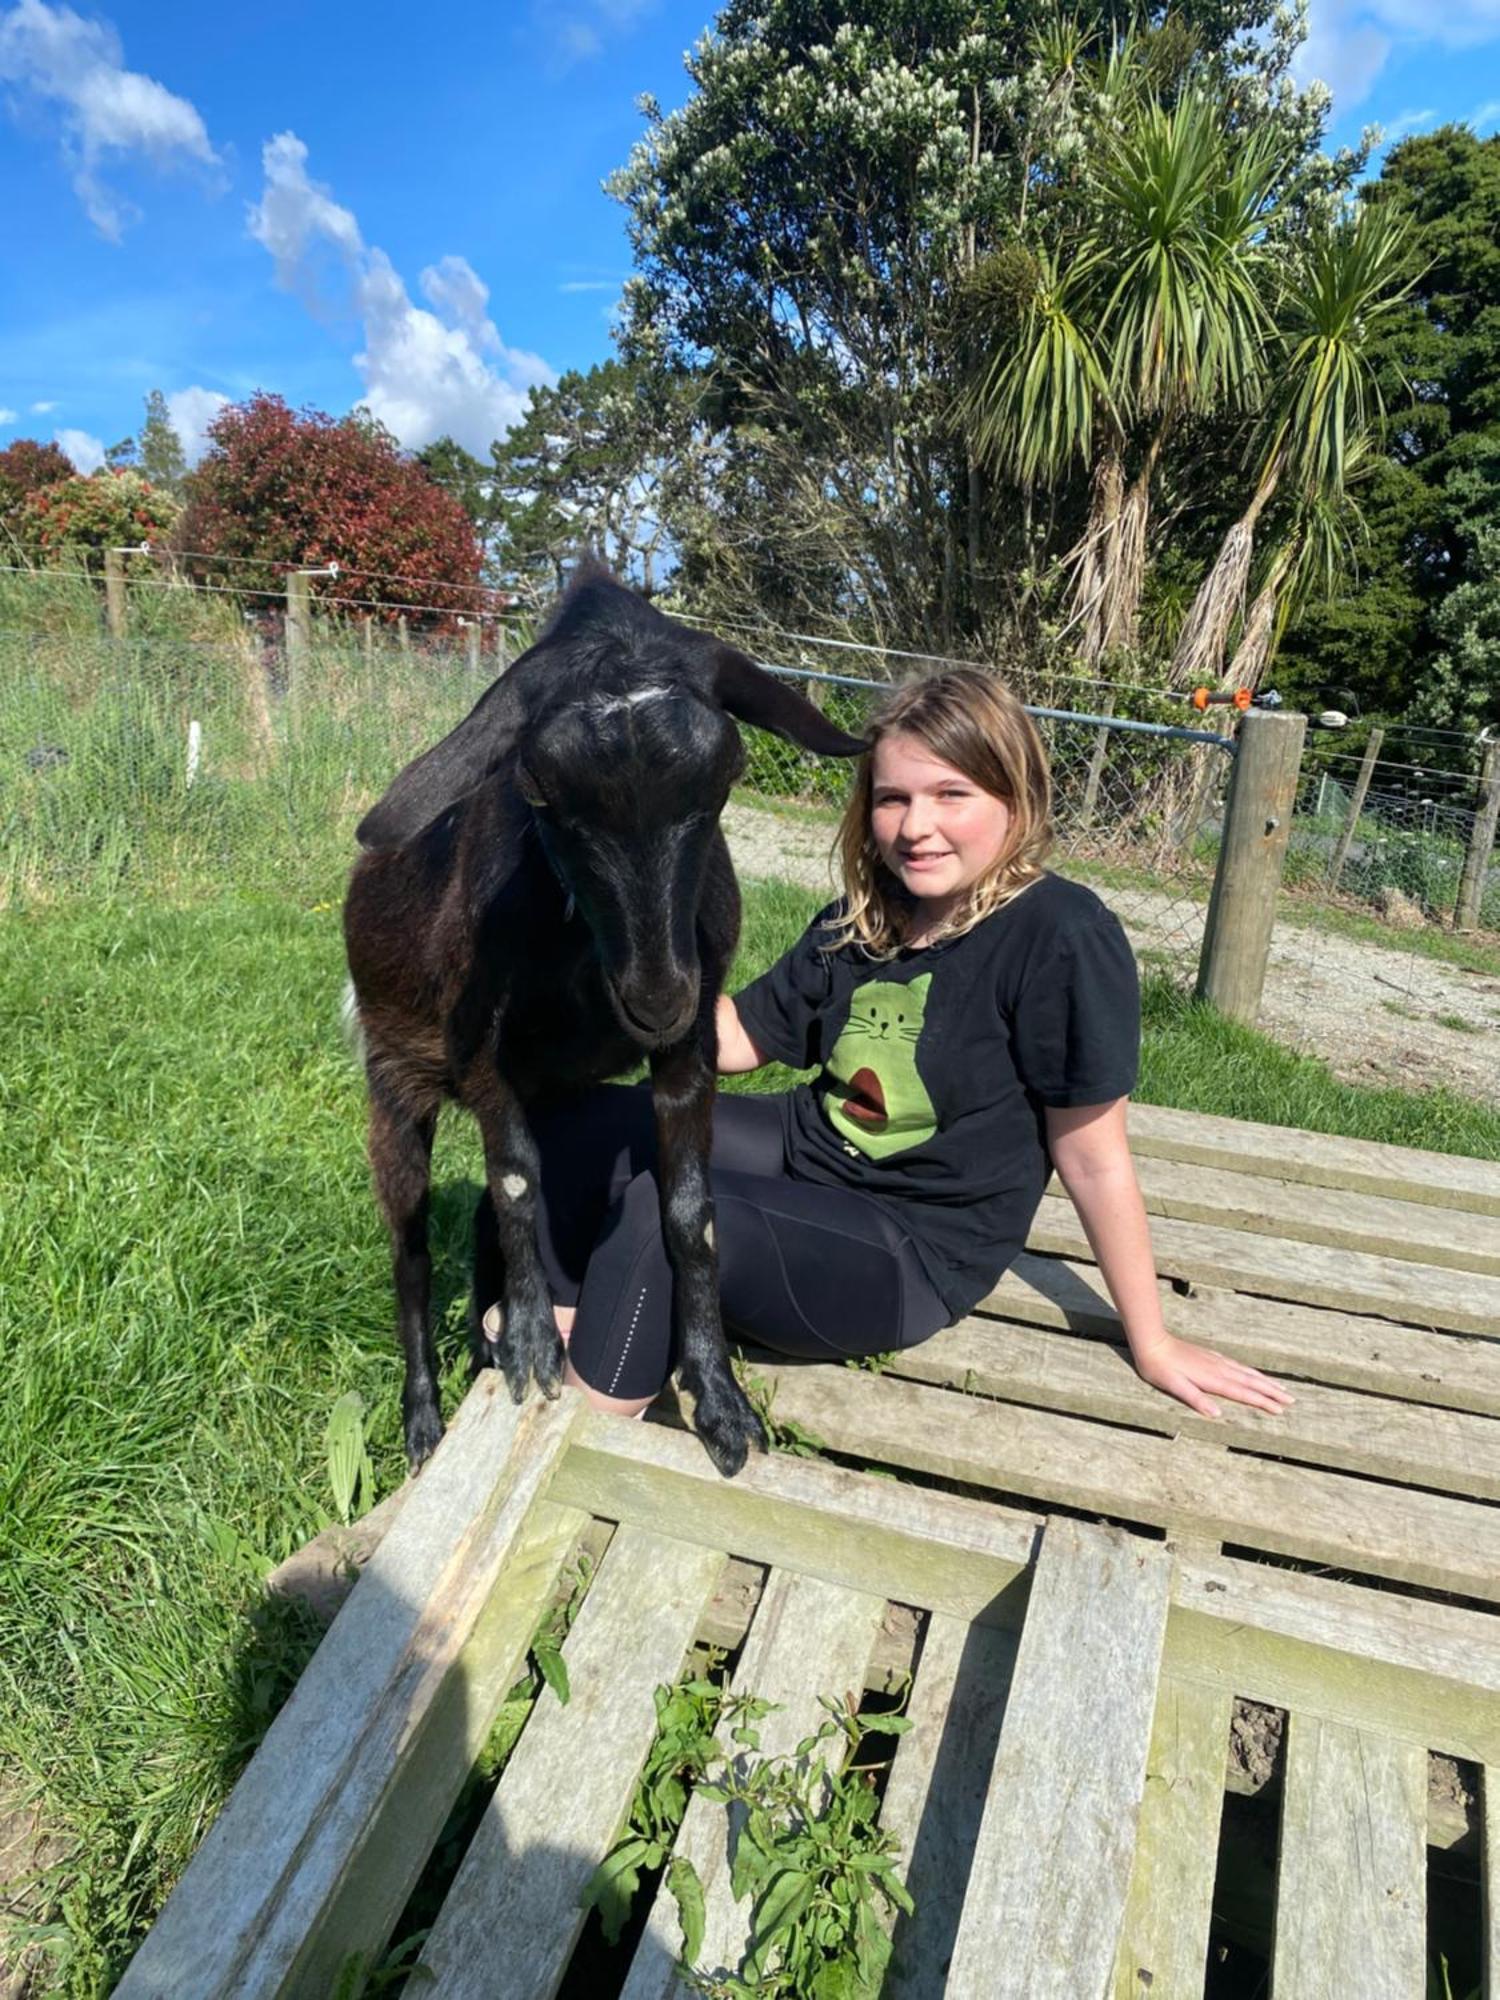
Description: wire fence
0,608,1238,955
2,568,1496,1001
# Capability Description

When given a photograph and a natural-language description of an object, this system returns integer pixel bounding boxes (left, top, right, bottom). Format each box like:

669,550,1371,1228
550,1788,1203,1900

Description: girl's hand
1130,1331,1294,1421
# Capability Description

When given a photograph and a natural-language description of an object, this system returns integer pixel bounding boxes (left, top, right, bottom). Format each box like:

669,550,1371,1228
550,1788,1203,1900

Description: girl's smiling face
869,730,1013,919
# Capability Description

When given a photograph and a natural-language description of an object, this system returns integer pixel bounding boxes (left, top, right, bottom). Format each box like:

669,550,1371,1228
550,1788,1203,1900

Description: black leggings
522,1085,950,1403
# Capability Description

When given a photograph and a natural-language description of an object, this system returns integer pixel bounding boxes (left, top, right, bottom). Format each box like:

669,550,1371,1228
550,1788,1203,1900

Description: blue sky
1,0,1498,475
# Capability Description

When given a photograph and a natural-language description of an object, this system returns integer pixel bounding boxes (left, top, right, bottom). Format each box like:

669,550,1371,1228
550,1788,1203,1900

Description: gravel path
724,800,1500,1109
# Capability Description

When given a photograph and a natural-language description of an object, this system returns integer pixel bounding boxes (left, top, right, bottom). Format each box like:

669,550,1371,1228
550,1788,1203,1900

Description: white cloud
0,0,218,239
0,407,16,424
1378,106,1436,145
165,385,230,463
1296,1,1500,108
559,278,620,293
543,0,659,68
55,426,103,472
30,398,56,413
1473,98,1500,129
248,133,555,455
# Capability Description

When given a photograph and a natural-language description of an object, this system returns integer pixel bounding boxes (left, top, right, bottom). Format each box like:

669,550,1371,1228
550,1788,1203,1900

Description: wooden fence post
1453,737,1500,933
104,548,127,639
465,619,481,684
1327,725,1384,891
1195,708,1308,1027
285,570,311,703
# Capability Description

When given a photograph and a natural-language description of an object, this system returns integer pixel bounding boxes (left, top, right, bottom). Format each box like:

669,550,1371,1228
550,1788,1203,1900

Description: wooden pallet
116,1105,1500,1998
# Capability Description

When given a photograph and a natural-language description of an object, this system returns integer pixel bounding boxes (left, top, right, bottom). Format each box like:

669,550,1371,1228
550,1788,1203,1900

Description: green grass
3,882,1498,1992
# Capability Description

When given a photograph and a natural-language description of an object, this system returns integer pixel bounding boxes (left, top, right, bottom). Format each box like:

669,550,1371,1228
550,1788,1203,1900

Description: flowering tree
611,0,1363,667
0,438,74,536
17,468,180,570
177,393,485,621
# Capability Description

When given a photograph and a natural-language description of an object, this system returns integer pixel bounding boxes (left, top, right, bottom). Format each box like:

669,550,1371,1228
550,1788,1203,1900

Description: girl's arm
715,993,770,1075
1044,1099,1293,1419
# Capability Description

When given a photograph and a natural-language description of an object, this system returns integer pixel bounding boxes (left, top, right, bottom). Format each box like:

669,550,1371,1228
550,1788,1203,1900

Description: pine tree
139,390,187,497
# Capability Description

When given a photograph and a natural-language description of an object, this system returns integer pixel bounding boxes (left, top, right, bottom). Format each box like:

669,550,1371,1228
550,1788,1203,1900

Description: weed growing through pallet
736,1363,829,1458
678,1693,915,1998
580,1660,750,1942
583,1678,914,1997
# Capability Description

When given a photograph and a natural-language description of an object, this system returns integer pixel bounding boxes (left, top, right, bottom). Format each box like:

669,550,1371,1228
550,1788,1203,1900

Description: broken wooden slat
947,1520,1173,1998
982,1253,1500,1421
1111,1678,1233,2000
418,1525,726,2000
1028,1191,1500,1337
115,1384,588,2000
1271,1715,1427,1999
618,1568,885,2000
1128,1101,1500,1218
879,1611,1019,2000
877,1317,1500,1500
728,1363,1500,1605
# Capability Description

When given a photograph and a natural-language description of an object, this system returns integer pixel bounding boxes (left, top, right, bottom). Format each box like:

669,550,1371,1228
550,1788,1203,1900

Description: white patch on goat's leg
500,1172,528,1201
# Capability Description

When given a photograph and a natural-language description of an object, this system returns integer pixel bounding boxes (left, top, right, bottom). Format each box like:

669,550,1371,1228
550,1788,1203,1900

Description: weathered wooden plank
1123,1151,1500,1276
1027,1191,1500,1337
560,1417,1500,1764
1128,1101,1500,1218
550,1413,1041,1631
1169,1552,1500,1772
878,1317,1500,1500
730,1363,1500,1605
418,1526,727,2000
1484,1765,1499,2000
879,1612,1019,2000
116,1383,588,2000
619,1569,885,2000
1271,1716,1427,1999
1111,1678,1232,2000
982,1252,1500,1420
947,1520,1173,1998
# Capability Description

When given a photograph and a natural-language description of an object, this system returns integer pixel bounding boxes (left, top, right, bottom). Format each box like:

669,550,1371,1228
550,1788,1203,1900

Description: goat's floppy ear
356,675,524,848
709,644,867,756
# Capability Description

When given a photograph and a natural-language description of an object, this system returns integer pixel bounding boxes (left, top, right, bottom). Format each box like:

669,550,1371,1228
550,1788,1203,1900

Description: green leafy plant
581,1664,753,1945
679,1694,914,1998
325,1390,375,1525
584,1678,915,1998
736,1364,828,1459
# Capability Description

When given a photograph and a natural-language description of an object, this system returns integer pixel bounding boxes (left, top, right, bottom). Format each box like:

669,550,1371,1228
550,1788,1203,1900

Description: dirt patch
724,800,1500,1108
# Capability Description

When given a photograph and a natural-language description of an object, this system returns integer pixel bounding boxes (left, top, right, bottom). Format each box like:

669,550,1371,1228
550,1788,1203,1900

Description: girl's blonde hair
823,668,1053,958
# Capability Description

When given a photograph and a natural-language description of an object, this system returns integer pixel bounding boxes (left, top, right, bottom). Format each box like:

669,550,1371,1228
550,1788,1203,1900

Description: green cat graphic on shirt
823,974,937,1160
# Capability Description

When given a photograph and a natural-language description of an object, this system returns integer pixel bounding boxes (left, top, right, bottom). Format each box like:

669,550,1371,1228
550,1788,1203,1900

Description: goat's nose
614,979,699,1045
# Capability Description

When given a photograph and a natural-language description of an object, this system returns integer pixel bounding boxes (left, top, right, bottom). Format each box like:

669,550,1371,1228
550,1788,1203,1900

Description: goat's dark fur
343,567,864,1477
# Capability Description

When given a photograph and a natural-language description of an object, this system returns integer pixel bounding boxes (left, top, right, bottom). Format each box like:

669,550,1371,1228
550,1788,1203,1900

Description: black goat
343,568,863,1477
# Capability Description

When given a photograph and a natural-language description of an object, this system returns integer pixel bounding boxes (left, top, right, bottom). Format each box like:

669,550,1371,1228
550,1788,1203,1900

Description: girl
527,669,1291,1425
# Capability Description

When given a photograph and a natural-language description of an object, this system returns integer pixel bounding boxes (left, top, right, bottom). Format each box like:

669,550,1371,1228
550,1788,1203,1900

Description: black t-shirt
733,872,1140,1320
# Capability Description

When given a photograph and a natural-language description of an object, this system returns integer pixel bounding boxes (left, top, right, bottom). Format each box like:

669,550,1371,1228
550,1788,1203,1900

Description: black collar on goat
344,567,864,1477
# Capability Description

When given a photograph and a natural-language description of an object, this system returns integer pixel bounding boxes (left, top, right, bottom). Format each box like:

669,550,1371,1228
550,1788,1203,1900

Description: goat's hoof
403,1403,446,1474
692,1387,768,1480
533,1331,566,1401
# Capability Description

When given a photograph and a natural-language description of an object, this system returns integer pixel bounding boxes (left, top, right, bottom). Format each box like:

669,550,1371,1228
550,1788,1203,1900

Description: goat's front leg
650,1039,767,1479
366,1084,444,1473
470,1079,564,1404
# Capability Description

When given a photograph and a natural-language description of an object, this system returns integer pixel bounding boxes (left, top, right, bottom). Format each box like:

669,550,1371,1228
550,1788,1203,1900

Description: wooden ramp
117,1107,1500,1998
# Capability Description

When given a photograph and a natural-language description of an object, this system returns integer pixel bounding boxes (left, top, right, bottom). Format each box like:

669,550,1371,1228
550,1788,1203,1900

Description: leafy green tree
610,0,1357,659
17,468,180,569
486,359,689,598
139,391,188,498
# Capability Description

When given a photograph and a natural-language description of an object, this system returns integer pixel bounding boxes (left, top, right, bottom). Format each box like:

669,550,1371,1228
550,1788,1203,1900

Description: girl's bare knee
563,1356,653,1420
